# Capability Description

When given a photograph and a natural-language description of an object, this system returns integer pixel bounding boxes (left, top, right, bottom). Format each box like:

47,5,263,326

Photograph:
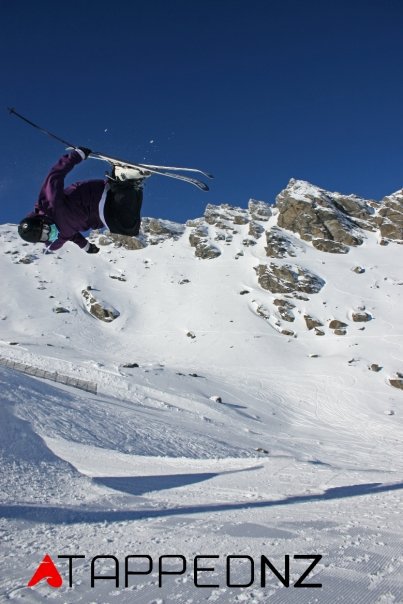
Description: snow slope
0,195,403,603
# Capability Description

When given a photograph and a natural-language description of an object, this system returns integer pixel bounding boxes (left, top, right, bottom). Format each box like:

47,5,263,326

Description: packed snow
0,196,402,603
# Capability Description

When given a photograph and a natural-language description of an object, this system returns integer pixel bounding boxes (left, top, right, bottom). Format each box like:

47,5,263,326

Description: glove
86,243,100,254
77,146,92,159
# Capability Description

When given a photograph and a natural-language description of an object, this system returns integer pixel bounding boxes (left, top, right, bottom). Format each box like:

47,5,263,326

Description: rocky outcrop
265,228,297,258
194,242,221,259
96,218,184,248
98,232,146,250
204,204,249,227
376,190,403,241
141,218,185,244
248,221,265,239
311,239,349,254
189,225,221,259
248,199,272,221
275,179,376,251
255,263,325,294
189,226,208,248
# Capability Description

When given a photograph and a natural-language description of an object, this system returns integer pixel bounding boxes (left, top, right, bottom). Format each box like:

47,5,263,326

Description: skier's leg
104,180,144,236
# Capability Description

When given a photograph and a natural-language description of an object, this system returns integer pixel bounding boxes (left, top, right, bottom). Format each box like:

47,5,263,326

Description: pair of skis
8,108,213,191
90,151,212,191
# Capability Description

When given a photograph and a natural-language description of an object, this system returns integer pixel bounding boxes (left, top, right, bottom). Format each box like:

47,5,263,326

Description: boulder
81,289,120,323
389,378,403,390
329,320,348,330
352,311,372,322
304,315,323,330
255,263,325,294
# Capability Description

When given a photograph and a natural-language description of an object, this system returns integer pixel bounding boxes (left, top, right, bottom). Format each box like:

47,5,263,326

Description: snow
0,204,403,603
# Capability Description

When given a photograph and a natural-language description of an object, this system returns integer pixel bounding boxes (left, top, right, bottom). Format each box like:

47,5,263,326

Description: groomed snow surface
0,213,402,603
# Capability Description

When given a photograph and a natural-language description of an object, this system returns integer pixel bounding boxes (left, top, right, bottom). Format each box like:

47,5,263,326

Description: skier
17,147,150,253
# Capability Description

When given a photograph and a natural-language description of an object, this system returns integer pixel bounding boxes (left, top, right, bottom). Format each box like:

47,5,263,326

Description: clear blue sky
1,0,403,225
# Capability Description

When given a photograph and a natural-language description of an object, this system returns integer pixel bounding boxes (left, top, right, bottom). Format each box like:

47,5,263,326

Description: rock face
274,179,403,247
376,190,403,240
276,179,376,250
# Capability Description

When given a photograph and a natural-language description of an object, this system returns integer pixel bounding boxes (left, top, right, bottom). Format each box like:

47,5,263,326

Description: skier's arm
38,149,86,208
45,231,89,252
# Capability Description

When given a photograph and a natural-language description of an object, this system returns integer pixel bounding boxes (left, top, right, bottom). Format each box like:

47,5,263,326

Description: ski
90,152,210,191
140,163,214,180
8,108,211,191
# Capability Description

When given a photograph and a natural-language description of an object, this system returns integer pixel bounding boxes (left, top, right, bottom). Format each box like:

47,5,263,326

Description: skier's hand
77,146,92,159
86,243,100,254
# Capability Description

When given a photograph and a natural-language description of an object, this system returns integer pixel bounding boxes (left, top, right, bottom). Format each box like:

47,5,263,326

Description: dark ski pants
104,180,143,236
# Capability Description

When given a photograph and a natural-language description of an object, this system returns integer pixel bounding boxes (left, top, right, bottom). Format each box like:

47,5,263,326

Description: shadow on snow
1,474,403,525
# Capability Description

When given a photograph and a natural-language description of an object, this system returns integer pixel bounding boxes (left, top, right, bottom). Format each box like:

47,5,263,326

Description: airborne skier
10,108,211,253
18,147,150,253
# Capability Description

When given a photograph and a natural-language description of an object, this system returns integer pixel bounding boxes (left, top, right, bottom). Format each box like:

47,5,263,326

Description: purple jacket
32,150,105,250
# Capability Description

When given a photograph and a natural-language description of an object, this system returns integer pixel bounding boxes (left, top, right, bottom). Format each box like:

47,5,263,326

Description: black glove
77,146,92,159
86,243,100,254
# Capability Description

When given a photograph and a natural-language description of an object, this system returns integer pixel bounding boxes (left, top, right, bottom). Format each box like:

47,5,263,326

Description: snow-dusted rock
81,288,120,322
265,227,297,258
99,232,146,250
255,262,325,294
276,179,374,249
377,189,403,241
248,199,272,221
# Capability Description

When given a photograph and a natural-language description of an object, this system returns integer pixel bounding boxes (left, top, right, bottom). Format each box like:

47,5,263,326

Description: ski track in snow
0,217,403,603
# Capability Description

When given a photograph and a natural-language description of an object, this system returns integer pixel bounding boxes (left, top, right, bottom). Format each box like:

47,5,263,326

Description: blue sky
1,0,403,225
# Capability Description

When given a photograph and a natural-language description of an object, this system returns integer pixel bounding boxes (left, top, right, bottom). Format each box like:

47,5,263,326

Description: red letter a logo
28,554,63,588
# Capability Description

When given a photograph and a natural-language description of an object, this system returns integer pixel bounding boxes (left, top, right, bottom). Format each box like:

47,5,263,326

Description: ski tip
206,173,214,179
7,107,16,115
